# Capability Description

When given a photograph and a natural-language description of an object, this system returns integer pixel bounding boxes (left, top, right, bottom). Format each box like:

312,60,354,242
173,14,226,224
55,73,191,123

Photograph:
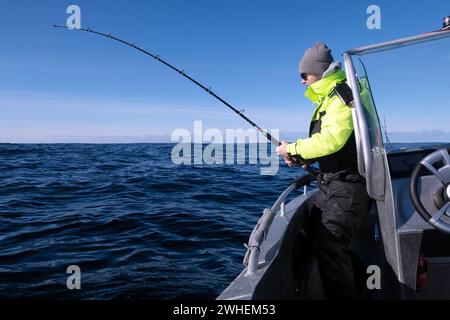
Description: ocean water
0,143,302,299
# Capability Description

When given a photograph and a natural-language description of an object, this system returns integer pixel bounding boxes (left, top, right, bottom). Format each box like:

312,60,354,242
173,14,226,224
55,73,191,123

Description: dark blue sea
0,143,303,299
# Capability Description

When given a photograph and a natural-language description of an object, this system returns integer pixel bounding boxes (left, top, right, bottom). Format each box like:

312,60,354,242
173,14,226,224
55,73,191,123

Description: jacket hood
304,66,346,104
322,61,342,78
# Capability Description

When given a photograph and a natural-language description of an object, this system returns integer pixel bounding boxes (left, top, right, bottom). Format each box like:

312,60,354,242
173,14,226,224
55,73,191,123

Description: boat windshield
351,58,385,199
355,38,450,151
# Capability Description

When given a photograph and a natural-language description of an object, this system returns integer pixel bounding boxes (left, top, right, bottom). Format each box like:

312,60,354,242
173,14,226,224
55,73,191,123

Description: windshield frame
342,28,450,200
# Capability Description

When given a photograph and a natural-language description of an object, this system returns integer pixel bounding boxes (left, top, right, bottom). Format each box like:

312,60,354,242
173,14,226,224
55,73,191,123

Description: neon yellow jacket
286,69,353,160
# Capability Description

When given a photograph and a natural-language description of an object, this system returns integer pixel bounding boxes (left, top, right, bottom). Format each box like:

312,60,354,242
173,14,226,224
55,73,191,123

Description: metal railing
343,53,373,184
347,29,450,56
243,174,315,276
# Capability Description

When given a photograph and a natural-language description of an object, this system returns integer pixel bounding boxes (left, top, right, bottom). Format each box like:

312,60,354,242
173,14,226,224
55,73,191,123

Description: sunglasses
301,73,308,81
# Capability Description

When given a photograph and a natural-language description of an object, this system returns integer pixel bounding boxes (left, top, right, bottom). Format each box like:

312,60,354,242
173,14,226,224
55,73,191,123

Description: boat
218,19,450,300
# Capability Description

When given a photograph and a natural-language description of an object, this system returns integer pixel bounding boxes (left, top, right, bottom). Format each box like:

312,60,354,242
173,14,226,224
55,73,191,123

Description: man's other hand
284,155,294,167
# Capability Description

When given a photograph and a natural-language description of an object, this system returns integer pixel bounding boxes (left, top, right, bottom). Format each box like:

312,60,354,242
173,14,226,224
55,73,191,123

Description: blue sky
0,0,449,143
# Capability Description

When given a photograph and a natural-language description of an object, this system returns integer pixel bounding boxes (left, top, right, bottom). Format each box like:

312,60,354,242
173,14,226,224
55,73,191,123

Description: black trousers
311,168,370,300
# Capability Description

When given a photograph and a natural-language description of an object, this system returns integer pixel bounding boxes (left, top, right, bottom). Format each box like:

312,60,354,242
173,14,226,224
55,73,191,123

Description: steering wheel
410,149,450,234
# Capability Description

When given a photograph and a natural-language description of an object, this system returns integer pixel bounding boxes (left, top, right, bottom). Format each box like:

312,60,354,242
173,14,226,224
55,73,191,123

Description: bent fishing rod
53,24,318,179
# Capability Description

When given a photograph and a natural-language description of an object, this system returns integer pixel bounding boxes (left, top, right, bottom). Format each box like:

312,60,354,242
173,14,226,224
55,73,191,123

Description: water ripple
0,143,302,299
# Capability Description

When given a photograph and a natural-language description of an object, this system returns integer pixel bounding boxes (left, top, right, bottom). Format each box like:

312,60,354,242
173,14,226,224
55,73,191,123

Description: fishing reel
284,154,321,181
287,154,312,167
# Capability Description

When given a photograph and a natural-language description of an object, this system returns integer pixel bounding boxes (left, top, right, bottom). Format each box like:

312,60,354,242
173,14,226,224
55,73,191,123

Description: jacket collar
304,69,346,104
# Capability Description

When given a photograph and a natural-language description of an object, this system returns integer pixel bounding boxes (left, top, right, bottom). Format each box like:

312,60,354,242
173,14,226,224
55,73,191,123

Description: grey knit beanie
299,42,334,75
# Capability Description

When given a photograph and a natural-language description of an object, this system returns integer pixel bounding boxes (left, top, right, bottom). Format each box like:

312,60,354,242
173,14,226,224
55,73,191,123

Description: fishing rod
53,24,318,178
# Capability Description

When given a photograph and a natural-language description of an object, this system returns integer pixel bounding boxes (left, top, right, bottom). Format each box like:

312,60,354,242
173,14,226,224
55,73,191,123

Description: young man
276,42,370,299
